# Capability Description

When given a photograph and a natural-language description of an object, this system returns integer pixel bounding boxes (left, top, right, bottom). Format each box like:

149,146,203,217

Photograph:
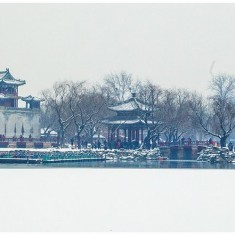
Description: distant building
0,68,43,139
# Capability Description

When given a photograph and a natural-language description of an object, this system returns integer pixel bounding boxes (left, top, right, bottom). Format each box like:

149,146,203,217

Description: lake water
0,159,235,169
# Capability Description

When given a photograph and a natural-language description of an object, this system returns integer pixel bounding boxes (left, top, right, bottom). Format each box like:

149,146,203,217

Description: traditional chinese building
102,93,151,147
0,68,43,139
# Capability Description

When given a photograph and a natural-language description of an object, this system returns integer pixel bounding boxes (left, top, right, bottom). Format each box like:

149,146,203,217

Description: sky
1,3,235,97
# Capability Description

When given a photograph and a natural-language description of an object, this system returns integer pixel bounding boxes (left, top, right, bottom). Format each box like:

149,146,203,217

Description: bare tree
67,82,107,148
41,81,72,147
66,81,86,148
82,89,109,144
40,102,57,138
161,89,191,143
190,74,235,147
137,81,165,149
104,71,133,103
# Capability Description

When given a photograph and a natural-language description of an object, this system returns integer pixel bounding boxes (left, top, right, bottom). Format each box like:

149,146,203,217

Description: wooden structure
0,68,43,139
103,93,152,147
21,95,43,109
0,68,25,107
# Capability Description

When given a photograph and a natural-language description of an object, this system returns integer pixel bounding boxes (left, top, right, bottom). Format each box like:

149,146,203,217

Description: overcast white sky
1,3,235,97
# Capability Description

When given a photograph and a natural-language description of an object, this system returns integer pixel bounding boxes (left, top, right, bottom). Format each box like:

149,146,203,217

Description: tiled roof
21,95,44,102
0,69,25,86
102,119,144,125
108,97,150,112
102,118,153,125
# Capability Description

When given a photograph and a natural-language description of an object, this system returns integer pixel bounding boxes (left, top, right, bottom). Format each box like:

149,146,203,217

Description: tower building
0,68,42,140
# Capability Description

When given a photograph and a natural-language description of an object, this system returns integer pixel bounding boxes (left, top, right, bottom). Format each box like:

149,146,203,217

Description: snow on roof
102,119,152,125
0,69,25,86
108,97,150,112
21,95,44,102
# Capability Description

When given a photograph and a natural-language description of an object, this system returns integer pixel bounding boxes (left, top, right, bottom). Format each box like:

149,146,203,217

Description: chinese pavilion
21,95,43,109
103,93,151,147
0,68,43,139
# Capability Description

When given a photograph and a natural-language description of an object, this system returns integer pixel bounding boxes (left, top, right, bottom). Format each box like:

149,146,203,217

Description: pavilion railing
158,140,218,147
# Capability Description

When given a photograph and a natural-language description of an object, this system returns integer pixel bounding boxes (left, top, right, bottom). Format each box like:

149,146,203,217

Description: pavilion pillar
128,128,131,143
141,129,144,143
124,129,127,142
136,129,139,143
111,127,115,141
117,128,120,140
132,129,135,141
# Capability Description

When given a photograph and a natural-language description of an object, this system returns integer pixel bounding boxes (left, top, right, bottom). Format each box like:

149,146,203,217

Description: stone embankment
0,147,165,164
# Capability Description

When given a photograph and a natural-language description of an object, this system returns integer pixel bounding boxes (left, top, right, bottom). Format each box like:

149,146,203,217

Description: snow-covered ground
0,169,234,232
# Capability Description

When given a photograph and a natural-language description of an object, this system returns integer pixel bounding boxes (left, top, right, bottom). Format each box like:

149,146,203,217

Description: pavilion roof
102,115,153,125
108,94,151,112
102,119,152,125
21,95,44,102
0,69,26,86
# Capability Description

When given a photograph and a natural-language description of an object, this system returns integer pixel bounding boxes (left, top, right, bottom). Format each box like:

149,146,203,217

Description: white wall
0,107,41,138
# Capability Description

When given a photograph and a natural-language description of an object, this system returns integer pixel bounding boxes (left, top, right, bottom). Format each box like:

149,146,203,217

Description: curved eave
0,80,26,86
102,118,156,126
108,106,148,112
102,119,145,125
108,107,140,112
0,70,26,86
21,97,44,102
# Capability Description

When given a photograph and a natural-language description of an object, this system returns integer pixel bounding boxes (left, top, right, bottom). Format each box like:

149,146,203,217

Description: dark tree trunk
88,133,93,145
152,136,157,148
144,130,151,149
220,136,227,148
61,130,65,147
57,131,60,146
77,135,81,149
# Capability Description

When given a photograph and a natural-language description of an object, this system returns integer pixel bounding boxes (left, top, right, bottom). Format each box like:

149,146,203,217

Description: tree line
40,71,235,148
